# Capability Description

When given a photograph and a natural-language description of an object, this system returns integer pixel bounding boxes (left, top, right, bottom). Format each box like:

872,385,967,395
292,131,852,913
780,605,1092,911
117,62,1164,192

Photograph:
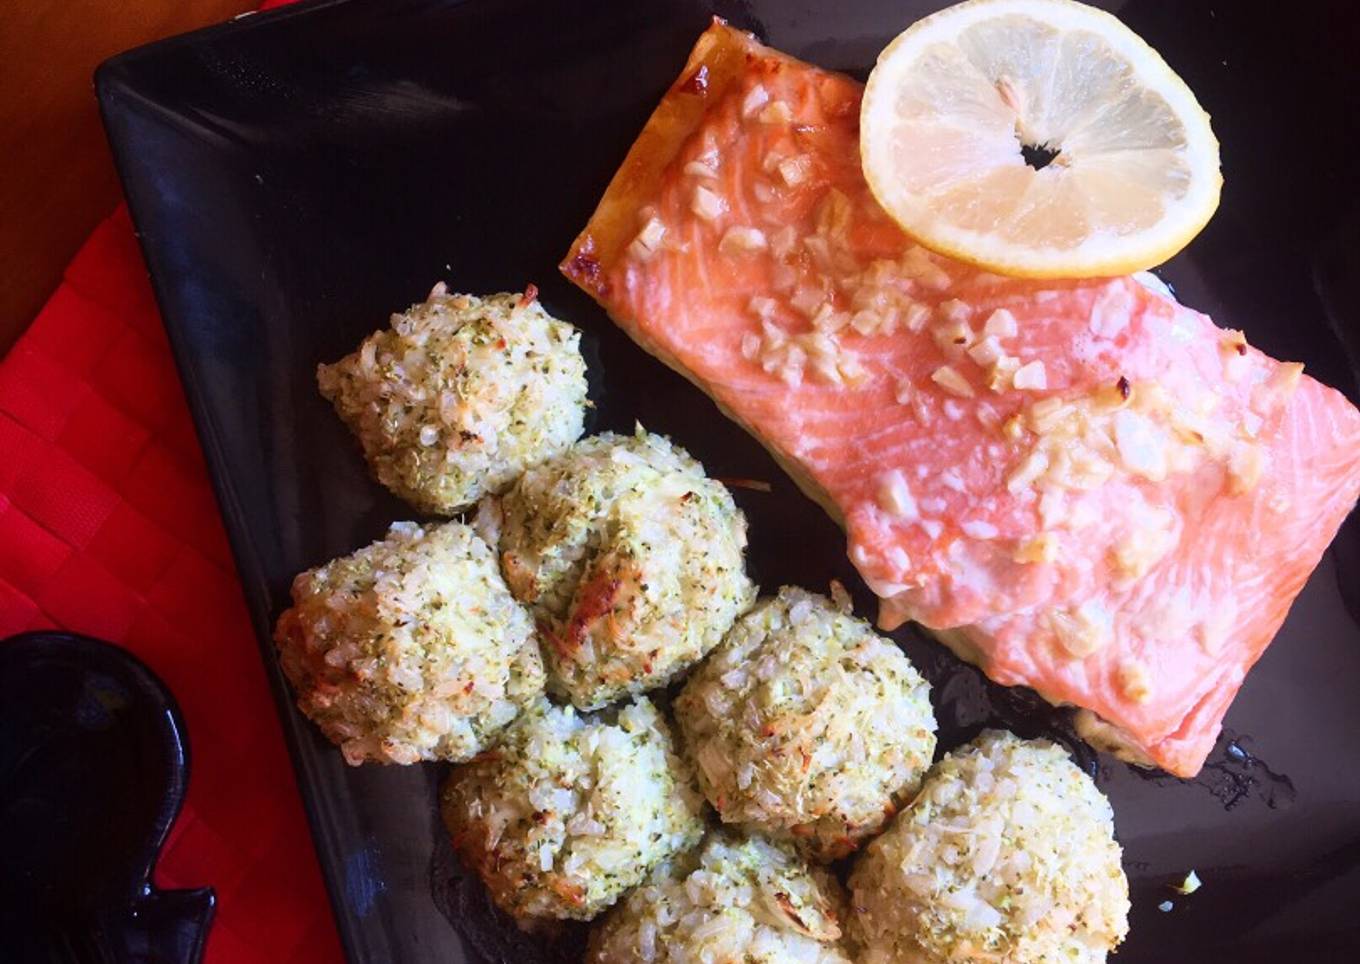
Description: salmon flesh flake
561,21,1360,777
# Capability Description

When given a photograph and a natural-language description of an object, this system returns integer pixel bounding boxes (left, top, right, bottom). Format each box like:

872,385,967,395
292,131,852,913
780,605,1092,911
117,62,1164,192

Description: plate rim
94,3,385,960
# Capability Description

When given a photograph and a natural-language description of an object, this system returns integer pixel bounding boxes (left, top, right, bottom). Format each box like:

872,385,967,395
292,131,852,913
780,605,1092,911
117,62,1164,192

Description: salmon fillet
560,20,1360,777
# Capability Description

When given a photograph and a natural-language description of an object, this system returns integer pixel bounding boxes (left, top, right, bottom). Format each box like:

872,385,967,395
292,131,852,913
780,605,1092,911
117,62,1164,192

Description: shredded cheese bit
934,319,976,354
1110,518,1177,581
778,357,805,387
987,356,1021,392
1007,450,1050,493
683,159,717,179
1220,331,1251,382
769,225,798,260
961,520,998,540
905,302,932,332
983,308,1018,338
816,189,853,241
1038,489,1064,529
691,185,726,221
771,263,797,293
1113,410,1169,481
931,365,975,398
811,302,849,333
741,83,769,118
758,100,793,124
1223,352,1250,382
803,234,832,269
776,154,812,187
1269,361,1304,397
1117,660,1152,703
1012,360,1048,391
1226,442,1263,495
876,469,919,519
967,336,1005,367
740,333,760,360
790,285,823,317
940,300,972,325
1027,397,1067,432
838,353,868,386
939,470,966,493
810,355,843,388
1090,282,1134,338
851,310,886,336
629,217,667,261
1049,601,1113,659
719,226,768,256
747,296,777,320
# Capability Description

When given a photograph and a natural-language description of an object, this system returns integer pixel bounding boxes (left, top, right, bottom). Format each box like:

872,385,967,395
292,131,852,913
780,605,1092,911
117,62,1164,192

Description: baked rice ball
675,586,937,861
273,521,544,765
482,428,756,710
847,730,1130,964
318,283,588,515
587,829,852,964
441,696,706,927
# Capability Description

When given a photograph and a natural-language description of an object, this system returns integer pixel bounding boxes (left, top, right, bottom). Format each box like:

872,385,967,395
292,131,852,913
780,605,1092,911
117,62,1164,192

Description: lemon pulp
861,0,1222,278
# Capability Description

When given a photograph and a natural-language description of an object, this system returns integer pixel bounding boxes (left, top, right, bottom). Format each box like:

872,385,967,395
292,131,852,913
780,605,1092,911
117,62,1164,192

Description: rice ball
483,429,756,710
587,829,852,963
675,586,937,861
441,696,706,926
273,521,544,765
847,730,1130,964
318,283,588,515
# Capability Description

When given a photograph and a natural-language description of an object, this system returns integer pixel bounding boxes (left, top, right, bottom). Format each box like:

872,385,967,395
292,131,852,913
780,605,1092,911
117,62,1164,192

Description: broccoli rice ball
675,586,937,861
273,521,544,766
440,696,706,927
318,283,588,515
483,428,756,710
587,829,852,964
847,730,1130,964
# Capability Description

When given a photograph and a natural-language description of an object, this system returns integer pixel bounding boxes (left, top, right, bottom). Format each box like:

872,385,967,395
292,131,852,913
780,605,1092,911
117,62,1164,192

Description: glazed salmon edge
561,19,848,527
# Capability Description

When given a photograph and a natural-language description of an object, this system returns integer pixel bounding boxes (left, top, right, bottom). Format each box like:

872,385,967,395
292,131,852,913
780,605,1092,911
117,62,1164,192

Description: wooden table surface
0,0,255,354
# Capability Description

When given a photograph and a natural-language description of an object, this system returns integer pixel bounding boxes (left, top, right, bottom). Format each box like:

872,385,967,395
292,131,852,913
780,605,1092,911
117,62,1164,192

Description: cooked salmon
561,20,1360,777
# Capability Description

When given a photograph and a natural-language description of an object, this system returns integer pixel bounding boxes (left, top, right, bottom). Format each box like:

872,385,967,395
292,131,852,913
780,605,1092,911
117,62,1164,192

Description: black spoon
0,631,214,963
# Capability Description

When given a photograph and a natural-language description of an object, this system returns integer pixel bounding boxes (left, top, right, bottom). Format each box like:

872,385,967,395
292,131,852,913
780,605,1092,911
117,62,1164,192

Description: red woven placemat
0,182,344,963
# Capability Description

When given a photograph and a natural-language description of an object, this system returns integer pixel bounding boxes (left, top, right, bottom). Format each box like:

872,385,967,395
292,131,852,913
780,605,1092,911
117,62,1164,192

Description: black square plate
96,1,1360,961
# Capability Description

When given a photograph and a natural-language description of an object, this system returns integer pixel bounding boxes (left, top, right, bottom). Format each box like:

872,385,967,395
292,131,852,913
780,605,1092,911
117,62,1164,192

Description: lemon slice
861,0,1221,278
